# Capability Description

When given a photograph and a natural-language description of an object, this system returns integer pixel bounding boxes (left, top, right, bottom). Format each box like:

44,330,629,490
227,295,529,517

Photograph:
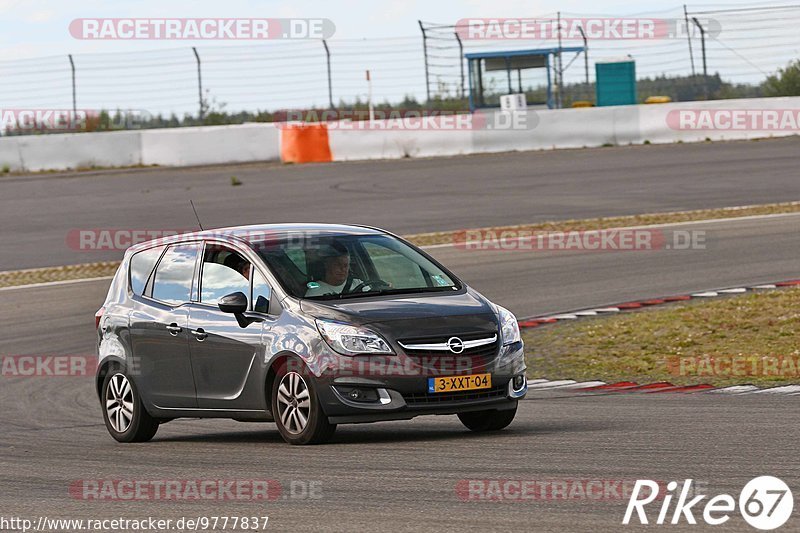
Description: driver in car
305,241,362,297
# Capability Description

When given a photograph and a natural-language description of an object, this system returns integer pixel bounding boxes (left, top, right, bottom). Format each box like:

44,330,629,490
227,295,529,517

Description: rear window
129,246,164,296
151,243,200,305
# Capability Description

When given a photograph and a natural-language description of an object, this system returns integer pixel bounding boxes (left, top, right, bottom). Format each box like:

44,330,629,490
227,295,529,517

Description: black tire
458,403,518,432
101,368,159,443
271,361,336,445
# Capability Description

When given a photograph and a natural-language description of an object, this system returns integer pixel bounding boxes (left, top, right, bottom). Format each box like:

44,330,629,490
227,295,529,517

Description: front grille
403,385,507,406
398,331,499,372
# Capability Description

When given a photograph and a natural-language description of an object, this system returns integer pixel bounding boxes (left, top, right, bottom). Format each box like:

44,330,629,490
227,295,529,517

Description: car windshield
251,233,460,300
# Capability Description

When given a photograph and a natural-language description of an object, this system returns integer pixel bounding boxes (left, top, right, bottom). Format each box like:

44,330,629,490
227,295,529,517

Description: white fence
1,97,798,172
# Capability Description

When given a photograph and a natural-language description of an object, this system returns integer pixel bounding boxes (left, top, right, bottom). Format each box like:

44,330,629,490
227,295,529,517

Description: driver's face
325,254,349,286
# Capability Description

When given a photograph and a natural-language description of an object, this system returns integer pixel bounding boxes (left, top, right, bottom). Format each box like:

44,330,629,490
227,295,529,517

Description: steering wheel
348,279,391,294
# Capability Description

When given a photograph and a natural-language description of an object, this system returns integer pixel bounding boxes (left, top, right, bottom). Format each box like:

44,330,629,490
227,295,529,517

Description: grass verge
0,262,119,288
407,201,800,246
523,287,800,387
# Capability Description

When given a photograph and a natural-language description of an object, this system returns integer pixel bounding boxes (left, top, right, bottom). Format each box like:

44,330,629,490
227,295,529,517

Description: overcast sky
0,0,744,59
0,1,795,115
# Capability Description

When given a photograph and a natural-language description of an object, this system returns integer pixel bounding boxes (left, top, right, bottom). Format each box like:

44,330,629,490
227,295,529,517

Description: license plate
428,373,492,393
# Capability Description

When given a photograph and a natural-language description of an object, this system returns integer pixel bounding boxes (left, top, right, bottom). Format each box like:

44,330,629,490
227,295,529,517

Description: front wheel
101,370,159,443
458,403,518,432
272,365,336,445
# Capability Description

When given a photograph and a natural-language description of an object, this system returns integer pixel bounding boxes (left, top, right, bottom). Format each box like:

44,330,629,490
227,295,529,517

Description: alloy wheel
105,373,134,433
276,372,311,434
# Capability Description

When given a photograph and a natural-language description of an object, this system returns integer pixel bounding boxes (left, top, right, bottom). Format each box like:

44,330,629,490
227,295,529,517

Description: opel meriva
95,224,527,445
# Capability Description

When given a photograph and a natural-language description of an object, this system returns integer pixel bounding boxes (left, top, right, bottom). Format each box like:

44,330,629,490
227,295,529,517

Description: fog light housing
508,374,527,398
334,386,380,403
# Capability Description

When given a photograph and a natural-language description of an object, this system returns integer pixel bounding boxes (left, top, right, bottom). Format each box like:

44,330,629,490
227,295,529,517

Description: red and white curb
525,379,800,396
517,279,800,328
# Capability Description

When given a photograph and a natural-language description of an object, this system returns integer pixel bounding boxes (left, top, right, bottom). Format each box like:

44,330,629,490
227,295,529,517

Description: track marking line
551,381,607,389
526,380,800,396
707,385,761,394
526,379,551,386
527,379,577,389
751,385,800,395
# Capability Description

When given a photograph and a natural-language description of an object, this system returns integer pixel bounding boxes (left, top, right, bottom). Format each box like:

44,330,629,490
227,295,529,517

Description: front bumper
316,341,527,424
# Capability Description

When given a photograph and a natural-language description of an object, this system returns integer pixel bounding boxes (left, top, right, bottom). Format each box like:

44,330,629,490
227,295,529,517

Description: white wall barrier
0,130,141,172
140,123,280,167
0,97,797,172
637,96,800,144
0,123,280,172
327,123,472,161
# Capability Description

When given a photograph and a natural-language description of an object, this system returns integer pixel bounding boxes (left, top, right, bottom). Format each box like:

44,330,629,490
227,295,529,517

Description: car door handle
166,323,182,335
192,328,208,341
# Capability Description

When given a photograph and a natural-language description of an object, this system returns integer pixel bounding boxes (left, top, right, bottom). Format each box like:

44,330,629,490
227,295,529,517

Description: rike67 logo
624,477,793,530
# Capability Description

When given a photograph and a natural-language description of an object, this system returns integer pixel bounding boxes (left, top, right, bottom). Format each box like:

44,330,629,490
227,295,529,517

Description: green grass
523,287,800,387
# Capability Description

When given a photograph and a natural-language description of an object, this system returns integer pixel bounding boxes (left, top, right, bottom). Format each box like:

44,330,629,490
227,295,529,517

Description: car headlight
497,305,521,345
316,319,394,356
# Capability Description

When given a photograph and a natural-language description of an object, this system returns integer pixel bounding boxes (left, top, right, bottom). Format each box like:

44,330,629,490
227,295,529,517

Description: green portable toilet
595,59,637,106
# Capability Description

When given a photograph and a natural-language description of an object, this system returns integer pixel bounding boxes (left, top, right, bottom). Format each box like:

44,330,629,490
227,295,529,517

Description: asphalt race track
1,214,798,530
1,136,799,270
0,390,796,532
1,142,799,532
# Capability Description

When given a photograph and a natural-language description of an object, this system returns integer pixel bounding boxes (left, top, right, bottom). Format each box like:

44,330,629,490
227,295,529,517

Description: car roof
126,223,387,254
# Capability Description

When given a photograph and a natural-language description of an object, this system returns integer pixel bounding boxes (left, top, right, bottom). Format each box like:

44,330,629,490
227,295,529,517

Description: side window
362,242,427,289
200,245,251,306
252,269,271,313
151,243,200,305
129,246,164,296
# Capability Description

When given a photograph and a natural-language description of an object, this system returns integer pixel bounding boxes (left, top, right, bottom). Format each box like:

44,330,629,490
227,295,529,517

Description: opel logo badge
447,337,465,354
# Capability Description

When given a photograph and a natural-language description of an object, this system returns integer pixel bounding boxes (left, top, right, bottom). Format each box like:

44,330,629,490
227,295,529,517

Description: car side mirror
218,291,252,327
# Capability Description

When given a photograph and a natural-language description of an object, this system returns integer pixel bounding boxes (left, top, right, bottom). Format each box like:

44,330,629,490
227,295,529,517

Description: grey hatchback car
95,224,527,445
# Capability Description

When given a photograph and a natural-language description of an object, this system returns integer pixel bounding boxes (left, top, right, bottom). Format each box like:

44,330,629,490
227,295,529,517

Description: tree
762,60,800,97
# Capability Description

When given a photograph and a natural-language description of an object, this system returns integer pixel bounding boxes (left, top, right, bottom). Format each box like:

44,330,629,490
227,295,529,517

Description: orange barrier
280,123,332,163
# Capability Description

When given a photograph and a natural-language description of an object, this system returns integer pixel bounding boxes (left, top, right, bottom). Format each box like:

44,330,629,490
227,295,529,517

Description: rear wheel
272,364,336,445
101,370,159,443
458,403,518,432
